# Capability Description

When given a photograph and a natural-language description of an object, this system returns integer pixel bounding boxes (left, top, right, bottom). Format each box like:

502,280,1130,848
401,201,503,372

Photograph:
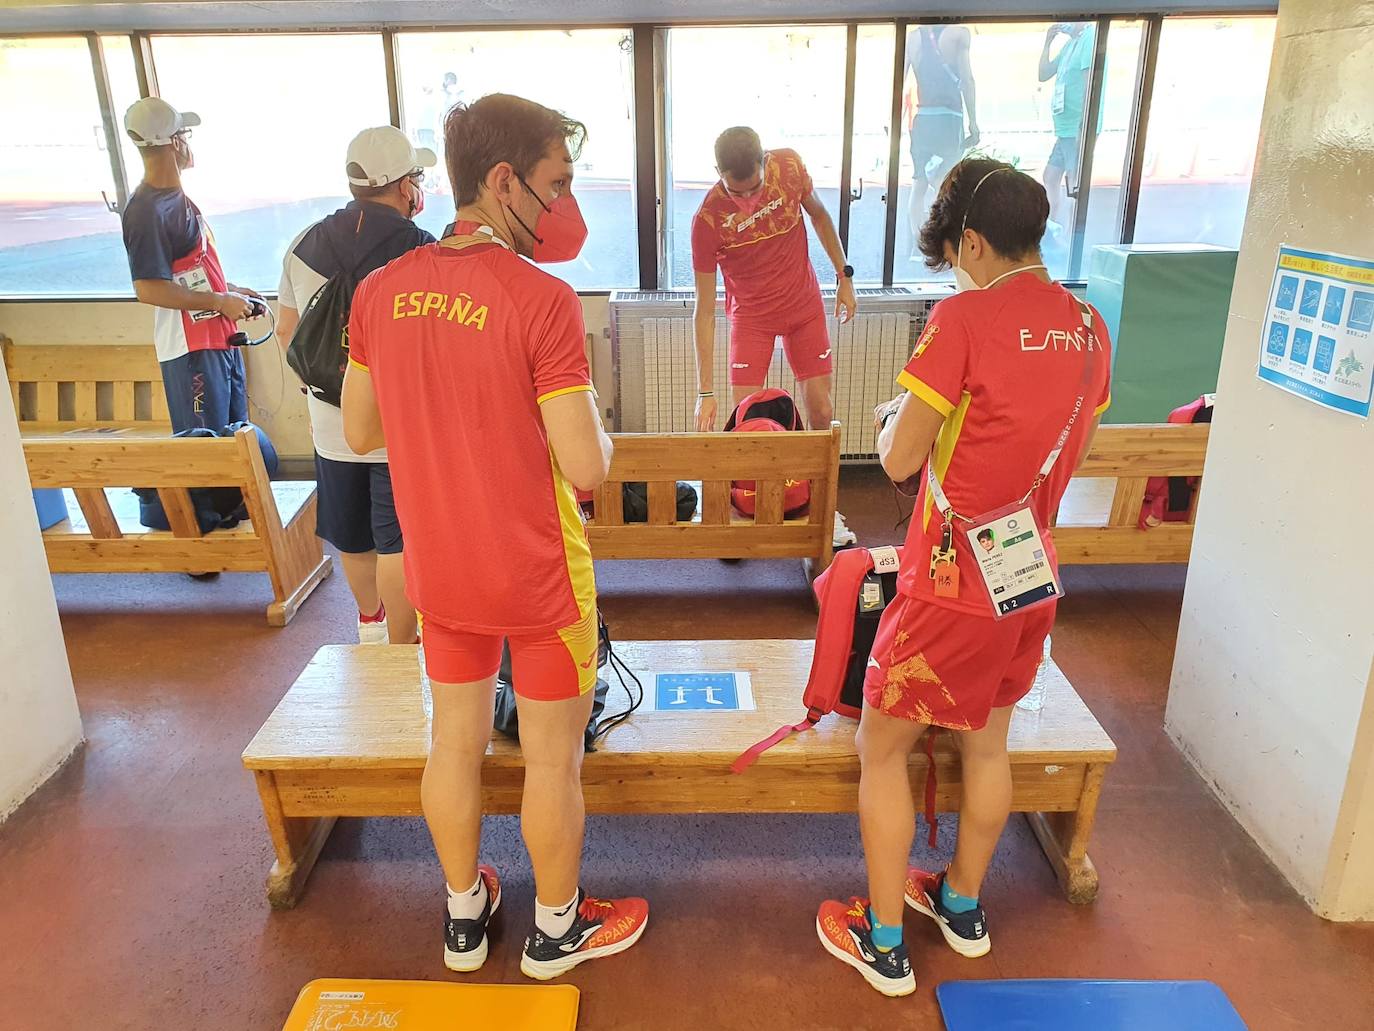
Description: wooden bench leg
1026,762,1106,904
254,771,337,909
265,496,333,627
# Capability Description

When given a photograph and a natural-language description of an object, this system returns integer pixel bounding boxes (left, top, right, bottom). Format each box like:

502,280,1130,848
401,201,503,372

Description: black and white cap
345,126,437,187
124,97,200,148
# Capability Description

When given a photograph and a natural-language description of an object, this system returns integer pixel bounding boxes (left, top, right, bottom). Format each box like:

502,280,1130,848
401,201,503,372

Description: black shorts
313,455,403,555
910,112,964,180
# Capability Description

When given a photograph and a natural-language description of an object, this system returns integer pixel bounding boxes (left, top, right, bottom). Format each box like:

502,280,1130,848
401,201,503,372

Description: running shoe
815,897,915,997
520,890,649,981
905,867,990,958
443,865,502,972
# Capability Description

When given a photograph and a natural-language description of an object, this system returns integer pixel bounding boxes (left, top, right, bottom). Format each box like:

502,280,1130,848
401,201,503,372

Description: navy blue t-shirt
120,184,202,283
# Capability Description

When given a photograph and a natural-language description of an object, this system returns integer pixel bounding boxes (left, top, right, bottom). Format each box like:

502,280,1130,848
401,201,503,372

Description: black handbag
492,615,643,752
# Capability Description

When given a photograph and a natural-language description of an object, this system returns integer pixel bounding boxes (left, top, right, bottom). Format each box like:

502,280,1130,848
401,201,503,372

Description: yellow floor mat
282,978,579,1030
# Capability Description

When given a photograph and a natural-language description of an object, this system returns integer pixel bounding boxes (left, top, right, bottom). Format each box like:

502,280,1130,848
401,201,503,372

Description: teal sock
940,878,979,914
868,907,903,952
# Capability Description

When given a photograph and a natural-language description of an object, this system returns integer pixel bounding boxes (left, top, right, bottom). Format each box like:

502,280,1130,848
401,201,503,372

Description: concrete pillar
0,362,83,820
1166,0,1374,920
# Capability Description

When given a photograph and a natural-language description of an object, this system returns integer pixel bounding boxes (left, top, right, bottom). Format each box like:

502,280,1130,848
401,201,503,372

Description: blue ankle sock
868,907,903,952
940,878,979,914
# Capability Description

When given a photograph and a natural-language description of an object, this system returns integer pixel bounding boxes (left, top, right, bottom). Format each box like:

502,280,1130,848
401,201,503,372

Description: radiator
609,288,941,461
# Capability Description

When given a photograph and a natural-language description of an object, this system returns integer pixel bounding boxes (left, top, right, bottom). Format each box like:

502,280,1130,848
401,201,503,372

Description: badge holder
964,499,1062,620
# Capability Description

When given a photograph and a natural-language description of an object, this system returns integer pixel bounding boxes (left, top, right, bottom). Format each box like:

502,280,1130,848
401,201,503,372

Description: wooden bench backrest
23,426,278,543
585,424,842,563
1056,422,1211,563
2,338,169,432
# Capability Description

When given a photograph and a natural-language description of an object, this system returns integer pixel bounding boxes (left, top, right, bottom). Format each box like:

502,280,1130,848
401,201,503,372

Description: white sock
446,873,487,921
535,890,580,939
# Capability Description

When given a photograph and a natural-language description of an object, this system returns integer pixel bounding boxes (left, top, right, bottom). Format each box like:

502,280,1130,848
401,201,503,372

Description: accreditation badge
965,502,1062,620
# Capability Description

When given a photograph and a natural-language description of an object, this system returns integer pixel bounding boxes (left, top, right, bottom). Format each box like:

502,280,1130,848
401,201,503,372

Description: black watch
838,265,854,281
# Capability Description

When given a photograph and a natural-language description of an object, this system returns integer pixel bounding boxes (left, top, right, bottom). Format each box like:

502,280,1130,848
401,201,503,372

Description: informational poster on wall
1258,245,1374,419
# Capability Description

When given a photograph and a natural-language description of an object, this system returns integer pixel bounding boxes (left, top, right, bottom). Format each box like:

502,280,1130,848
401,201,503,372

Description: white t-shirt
279,227,386,463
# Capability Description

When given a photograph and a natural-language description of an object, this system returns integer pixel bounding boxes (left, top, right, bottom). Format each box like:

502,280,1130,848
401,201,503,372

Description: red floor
2,468,1372,1030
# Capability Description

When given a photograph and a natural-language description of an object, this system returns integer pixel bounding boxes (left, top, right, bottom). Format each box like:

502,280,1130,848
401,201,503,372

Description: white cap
124,97,200,148
345,126,437,187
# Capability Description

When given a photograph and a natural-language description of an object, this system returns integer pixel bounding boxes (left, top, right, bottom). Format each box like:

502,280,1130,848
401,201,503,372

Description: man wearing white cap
120,97,263,432
276,126,436,645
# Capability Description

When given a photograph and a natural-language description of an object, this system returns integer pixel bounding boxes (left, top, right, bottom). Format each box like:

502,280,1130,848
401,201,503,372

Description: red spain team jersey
348,236,595,634
690,148,824,327
896,274,1113,616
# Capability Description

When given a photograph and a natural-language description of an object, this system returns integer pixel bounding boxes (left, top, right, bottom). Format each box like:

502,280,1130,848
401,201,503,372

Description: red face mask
725,183,766,216
510,177,588,263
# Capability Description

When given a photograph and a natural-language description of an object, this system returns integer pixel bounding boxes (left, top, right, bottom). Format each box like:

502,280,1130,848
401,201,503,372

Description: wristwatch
838,265,854,281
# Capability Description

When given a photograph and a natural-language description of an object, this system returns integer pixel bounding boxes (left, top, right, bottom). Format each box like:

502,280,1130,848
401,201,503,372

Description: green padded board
1086,244,1237,424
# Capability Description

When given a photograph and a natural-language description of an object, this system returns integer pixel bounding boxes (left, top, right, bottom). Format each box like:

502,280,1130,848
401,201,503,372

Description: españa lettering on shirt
391,289,490,330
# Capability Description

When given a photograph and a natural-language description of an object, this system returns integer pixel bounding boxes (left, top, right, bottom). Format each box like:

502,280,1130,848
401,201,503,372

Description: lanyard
472,224,513,251
927,296,1097,527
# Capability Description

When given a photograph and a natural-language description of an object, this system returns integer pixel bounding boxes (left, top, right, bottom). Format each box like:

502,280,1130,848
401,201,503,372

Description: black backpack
286,228,410,407
134,422,279,533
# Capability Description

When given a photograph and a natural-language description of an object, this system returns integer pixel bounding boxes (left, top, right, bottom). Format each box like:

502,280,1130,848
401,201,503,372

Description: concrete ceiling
1,0,1277,34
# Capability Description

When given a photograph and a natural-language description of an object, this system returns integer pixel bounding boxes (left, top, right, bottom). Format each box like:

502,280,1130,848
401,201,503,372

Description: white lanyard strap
472,224,513,251
928,296,1097,526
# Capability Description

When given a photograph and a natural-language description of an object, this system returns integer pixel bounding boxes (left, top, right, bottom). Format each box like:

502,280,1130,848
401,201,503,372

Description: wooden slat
41,535,266,573
112,381,136,422
150,387,170,424
755,479,785,526
701,480,731,526
23,436,253,488
1052,524,1195,564
73,487,122,540
73,381,98,422
35,382,59,423
605,430,835,482
1108,477,1148,527
647,479,677,525
156,487,204,539
1077,424,1210,478
587,522,822,560
2,343,162,385
593,481,623,527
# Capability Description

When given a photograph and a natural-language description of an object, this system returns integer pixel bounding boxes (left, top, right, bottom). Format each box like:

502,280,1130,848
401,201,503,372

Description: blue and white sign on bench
643,672,756,712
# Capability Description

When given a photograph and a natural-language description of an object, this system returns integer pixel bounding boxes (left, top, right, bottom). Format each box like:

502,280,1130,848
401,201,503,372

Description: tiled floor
2,468,1371,1030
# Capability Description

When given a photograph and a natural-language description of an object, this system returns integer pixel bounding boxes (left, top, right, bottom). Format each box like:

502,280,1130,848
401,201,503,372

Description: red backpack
1139,394,1214,529
732,545,904,772
724,388,811,517
732,543,944,844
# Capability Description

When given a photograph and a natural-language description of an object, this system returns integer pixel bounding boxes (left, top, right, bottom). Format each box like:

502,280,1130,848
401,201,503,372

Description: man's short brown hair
917,158,1049,270
443,93,587,207
714,126,763,180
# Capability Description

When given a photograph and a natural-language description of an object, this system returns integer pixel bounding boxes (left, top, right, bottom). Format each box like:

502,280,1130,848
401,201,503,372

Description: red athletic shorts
418,605,598,701
863,594,1056,731
728,308,833,385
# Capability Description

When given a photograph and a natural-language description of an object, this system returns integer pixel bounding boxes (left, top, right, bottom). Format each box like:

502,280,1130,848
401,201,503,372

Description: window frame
0,9,1278,300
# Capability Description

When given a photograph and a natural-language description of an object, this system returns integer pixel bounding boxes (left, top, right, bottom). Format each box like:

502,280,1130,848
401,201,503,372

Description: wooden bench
243,639,1116,909
23,427,331,626
3,337,170,434
587,424,842,576
1054,422,1210,564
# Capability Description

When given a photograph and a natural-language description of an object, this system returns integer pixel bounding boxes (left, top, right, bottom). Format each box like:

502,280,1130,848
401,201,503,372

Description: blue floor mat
937,979,1247,1030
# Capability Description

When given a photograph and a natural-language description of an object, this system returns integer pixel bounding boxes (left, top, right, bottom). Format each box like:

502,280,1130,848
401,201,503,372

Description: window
848,25,896,284
100,35,146,202
664,25,848,289
1133,16,1276,248
895,21,1116,283
395,29,637,291
149,33,391,292
0,37,124,295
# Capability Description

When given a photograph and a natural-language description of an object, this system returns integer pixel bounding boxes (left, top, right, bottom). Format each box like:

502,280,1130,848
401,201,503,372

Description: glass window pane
100,35,145,196
395,29,636,291
1074,20,1143,279
150,33,390,292
1134,16,1276,247
895,21,1101,284
0,37,122,295
665,26,847,289
848,25,895,284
